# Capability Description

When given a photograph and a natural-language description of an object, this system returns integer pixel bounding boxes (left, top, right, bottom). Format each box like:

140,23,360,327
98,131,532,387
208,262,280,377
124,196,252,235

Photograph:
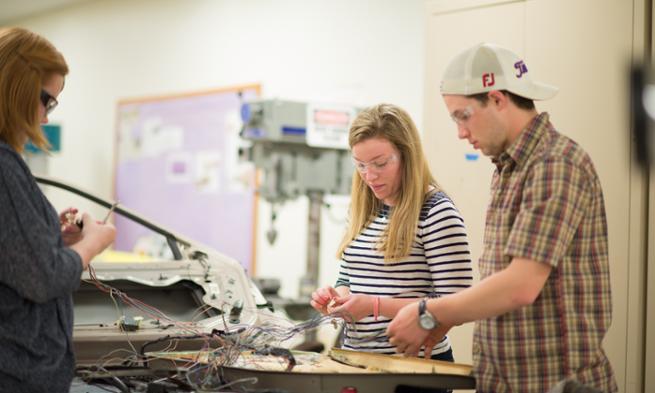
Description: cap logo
482,73,495,87
514,60,528,78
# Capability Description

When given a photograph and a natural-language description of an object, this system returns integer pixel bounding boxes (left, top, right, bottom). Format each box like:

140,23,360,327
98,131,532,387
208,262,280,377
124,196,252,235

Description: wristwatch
418,298,439,330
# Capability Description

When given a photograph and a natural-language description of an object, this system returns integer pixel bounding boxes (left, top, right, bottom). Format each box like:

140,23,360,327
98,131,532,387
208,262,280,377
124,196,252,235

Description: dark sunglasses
40,89,58,115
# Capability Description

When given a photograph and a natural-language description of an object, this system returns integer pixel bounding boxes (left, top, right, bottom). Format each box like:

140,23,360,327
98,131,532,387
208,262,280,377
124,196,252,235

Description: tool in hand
102,201,119,224
73,201,119,229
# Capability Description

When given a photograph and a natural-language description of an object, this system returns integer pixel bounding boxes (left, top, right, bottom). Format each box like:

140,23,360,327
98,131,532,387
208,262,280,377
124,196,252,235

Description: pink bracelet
373,296,380,321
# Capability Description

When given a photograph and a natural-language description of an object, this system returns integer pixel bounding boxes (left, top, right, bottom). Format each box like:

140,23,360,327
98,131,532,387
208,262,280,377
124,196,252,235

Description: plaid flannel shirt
473,113,618,393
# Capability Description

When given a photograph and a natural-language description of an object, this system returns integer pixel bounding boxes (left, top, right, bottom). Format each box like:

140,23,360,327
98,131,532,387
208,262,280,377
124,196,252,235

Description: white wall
9,0,426,299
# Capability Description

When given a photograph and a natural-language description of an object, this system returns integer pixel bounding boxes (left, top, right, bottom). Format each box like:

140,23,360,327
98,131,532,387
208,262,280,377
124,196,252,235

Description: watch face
419,313,436,330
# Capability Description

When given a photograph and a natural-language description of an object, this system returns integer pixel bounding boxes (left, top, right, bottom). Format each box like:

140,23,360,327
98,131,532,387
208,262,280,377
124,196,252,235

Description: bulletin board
113,84,260,274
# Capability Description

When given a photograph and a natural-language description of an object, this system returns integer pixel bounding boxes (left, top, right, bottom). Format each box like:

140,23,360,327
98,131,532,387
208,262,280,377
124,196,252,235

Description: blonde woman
0,27,115,392
311,103,472,361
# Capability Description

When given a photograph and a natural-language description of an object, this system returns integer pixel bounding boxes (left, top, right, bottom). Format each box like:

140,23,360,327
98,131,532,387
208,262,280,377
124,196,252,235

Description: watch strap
419,298,427,316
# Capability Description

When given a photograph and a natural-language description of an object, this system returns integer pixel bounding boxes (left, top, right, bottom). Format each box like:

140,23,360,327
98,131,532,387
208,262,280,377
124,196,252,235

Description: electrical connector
119,315,142,332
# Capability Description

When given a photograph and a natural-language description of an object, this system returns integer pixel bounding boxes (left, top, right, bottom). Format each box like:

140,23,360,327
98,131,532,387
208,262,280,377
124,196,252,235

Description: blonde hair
0,27,68,152
337,103,439,262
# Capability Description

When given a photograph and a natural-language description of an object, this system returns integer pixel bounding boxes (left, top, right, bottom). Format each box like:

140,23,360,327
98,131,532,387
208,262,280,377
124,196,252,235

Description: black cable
91,378,130,393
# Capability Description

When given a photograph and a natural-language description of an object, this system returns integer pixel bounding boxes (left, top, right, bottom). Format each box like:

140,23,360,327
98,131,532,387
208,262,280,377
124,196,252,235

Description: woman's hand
59,207,82,246
330,294,374,322
310,285,340,315
69,213,116,270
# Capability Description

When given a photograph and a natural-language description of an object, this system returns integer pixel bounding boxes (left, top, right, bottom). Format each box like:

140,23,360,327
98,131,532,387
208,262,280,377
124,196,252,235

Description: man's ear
488,90,508,110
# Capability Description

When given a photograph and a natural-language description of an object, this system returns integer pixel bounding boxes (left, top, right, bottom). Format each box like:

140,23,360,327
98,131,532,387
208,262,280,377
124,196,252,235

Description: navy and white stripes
336,191,473,356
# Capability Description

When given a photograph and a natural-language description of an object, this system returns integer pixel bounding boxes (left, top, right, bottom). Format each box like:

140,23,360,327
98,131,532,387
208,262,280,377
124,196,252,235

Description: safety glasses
40,89,58,115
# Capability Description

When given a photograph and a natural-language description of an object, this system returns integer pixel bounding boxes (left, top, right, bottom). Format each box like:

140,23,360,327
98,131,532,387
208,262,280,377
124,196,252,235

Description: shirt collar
493,112,550,170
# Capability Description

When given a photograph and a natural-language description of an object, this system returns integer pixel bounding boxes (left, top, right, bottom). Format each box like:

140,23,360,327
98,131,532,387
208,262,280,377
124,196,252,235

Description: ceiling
0,0,93,25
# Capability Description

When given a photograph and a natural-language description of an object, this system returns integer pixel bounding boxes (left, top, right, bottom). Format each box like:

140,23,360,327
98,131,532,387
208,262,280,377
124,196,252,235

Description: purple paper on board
171,161,187,174
115,88,259,272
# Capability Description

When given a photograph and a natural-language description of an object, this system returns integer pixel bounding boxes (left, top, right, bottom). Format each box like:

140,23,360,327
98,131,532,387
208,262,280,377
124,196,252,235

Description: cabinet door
524,2,638,391
425,0,527,367
648,174,655,392
425,1,643,391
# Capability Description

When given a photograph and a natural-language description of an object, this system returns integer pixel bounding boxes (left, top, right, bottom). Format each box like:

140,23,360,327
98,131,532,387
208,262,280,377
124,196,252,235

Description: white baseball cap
440,43,558,100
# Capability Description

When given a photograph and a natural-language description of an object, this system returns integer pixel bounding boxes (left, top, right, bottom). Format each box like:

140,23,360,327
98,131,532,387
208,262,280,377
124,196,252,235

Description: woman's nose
364,170,379,181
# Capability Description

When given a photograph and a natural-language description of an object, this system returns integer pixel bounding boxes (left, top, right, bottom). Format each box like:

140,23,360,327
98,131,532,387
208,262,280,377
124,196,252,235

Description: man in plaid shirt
387,43,617,392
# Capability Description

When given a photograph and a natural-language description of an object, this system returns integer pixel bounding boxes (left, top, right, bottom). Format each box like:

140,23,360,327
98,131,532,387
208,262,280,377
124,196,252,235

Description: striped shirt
336,191,472,356
474,113,617,392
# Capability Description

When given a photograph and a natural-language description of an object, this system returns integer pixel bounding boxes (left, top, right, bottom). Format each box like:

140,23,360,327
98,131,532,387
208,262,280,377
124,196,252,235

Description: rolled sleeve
505,158,591,267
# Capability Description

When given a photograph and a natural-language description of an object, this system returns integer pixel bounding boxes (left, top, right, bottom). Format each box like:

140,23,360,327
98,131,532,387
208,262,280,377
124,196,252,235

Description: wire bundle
78,268,348,391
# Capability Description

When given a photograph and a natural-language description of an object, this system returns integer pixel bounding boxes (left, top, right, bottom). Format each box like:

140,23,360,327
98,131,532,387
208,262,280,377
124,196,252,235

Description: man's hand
420,324,452,359
387,301,452,358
